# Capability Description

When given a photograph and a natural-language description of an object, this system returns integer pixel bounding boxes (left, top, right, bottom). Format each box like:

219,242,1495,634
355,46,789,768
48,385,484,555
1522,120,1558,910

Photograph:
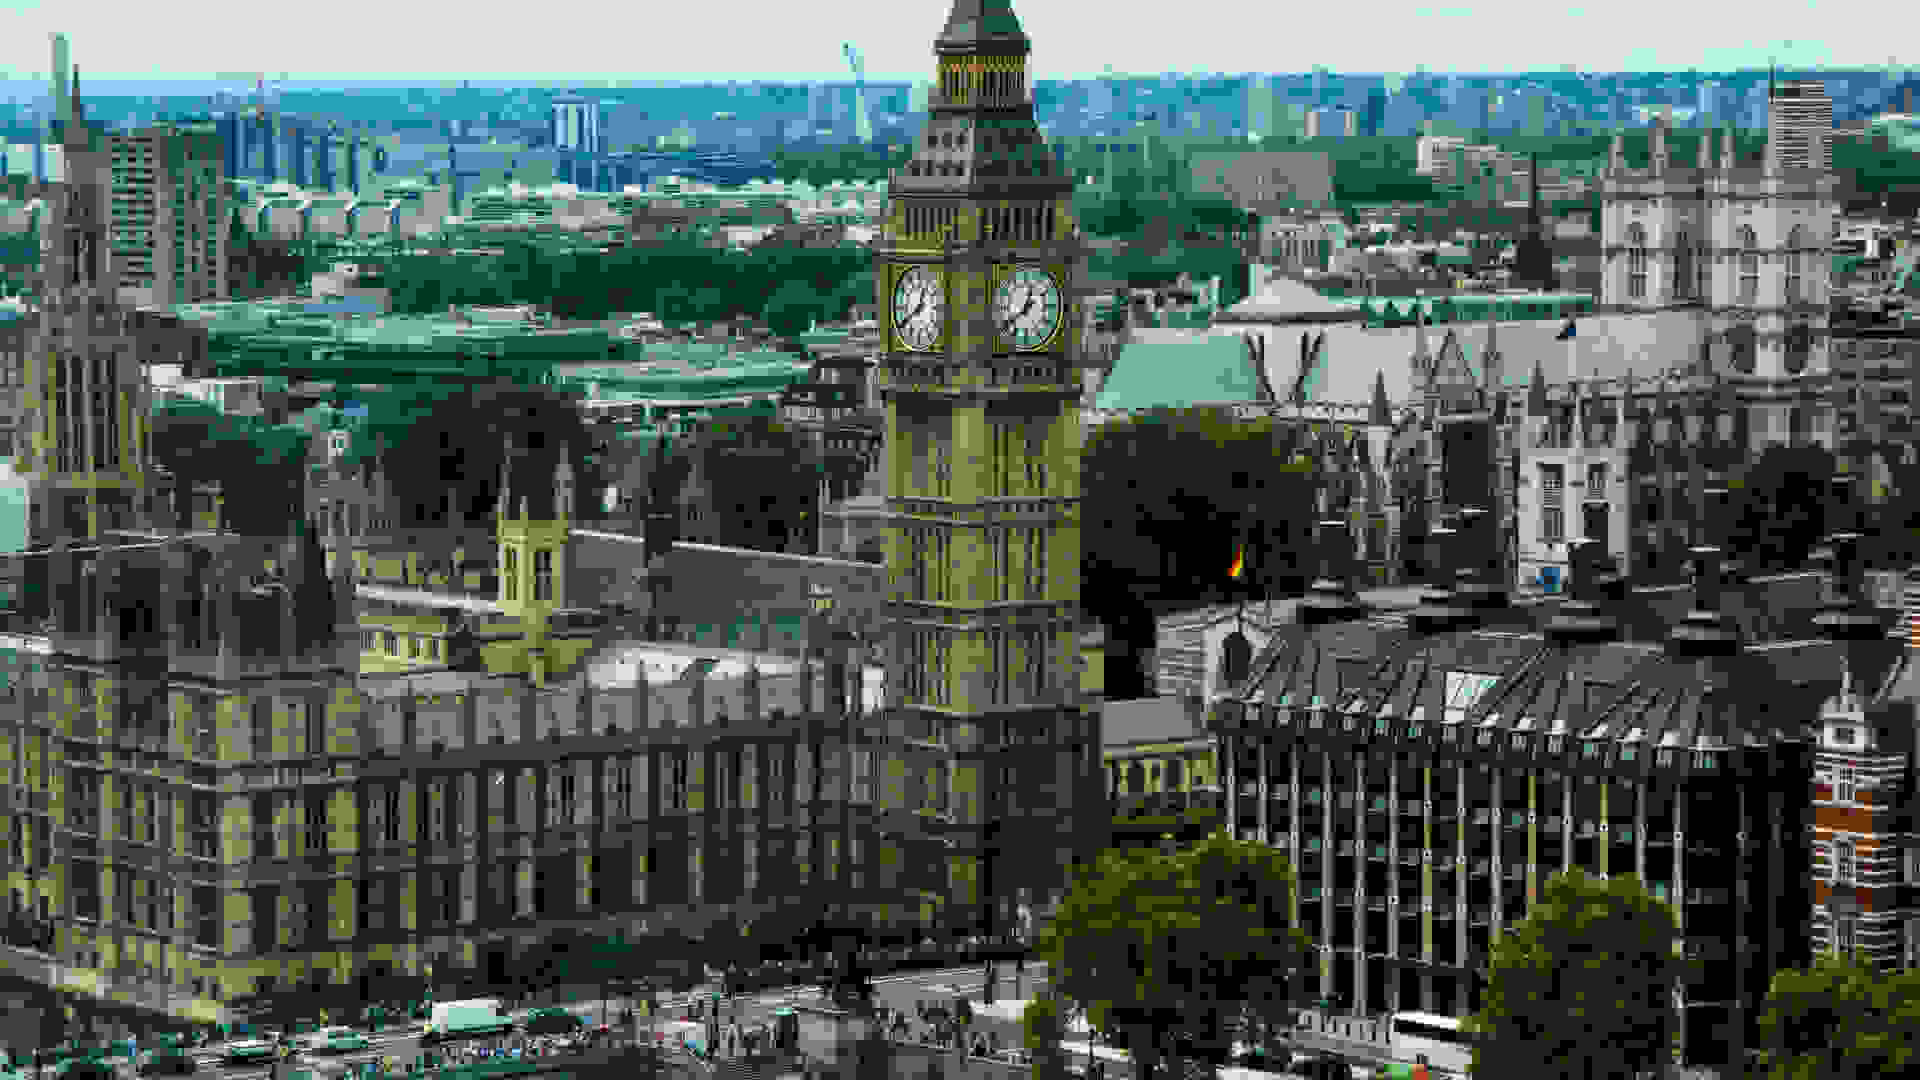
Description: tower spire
64,65,87,145
936,0,1030,53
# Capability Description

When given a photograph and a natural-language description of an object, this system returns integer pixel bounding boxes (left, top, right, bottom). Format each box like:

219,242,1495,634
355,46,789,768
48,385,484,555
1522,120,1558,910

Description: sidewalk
1288,1009,1395,1061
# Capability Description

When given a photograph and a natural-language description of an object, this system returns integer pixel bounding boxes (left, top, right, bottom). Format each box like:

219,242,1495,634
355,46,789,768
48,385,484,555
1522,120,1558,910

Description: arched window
1673,231,1693,301
1626,223,1648,300
1729,323,1758,375
503,548,518,602
534,549,553,602
1784,225,1805,304
1784,323,1813,375
1738,225,1760,304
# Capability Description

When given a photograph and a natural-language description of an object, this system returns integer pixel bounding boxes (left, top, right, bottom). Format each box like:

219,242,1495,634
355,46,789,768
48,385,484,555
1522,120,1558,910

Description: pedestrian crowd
882,1003,1004,1059
432,1029,613,1066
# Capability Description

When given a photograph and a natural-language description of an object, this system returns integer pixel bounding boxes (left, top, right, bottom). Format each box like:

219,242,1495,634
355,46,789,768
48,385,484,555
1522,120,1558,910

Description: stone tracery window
1785,226,1806,304
1626,224,1648,300
1672,230,1693,301
1738,226,1760,304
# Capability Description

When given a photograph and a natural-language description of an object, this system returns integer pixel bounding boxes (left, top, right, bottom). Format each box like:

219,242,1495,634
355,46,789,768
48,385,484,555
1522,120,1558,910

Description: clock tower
877,0,1102,941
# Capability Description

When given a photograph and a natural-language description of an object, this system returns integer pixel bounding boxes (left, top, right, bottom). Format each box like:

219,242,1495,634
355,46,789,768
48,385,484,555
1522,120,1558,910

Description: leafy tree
1077,193,1149,238
1021,993,1075,1080
654,283,697,329
347,382,595,579
1728,444,1836,574
763,278,826,340
1468,868,1691,1080
151,401,309,537
1039,829,1313,1080
686,414,818,552
1754,950,1920,1078
1082,407,1319,645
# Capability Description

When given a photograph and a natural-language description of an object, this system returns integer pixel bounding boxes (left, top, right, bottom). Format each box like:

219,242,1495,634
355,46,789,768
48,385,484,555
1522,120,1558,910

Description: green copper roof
1095,337,1256,412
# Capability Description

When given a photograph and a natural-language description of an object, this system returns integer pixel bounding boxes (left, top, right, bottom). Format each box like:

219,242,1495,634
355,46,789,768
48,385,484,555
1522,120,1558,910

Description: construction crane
843,42,873,144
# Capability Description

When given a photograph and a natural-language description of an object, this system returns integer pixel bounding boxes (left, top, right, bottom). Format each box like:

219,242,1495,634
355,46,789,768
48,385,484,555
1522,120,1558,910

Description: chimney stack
1411,517,1473,635
1452,505,1509,610
1547,537,1621,645
1300,519,1365,627
1813,532,1900,705
1701,487,1747,585
1812,532,1883,638
1666,545,1741,659
1827,473,1864,536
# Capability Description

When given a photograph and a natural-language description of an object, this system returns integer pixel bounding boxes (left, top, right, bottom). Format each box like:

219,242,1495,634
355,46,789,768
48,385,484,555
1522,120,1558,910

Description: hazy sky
0,0,1910,85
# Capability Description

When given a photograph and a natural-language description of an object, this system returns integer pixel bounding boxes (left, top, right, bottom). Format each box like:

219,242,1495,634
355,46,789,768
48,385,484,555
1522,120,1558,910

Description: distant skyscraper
50,33,69,138
552,94,598,153
1362,86,1387,137
107,120,228,306
1770,79,1833,171
1245,76,1276,142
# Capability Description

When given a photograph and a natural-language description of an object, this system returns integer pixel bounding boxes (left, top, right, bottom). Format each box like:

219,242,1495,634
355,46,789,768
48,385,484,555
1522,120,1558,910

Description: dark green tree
653,283,696,329
1467,868,1690,1080
762,277,826,340
1728,444,1836,574
1039,829,1312,1080
1755,949,1920,1078
1021,993,1076,1080
686,414,818,552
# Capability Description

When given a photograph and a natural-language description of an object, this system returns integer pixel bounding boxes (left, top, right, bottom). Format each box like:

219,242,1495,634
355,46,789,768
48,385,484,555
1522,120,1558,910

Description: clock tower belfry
877,0,1101,940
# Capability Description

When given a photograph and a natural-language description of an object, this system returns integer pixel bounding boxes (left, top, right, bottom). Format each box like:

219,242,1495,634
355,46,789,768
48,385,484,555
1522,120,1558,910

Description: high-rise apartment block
108,123,229,308
1770,79,1834,172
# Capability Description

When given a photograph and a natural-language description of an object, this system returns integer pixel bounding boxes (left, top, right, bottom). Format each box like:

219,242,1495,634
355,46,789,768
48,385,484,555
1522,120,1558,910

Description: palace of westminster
0,0,1106,1028
1,0,1919,1070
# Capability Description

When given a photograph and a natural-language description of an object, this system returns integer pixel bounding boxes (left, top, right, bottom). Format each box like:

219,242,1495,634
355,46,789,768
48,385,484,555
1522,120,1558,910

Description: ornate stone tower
877,0,1101,938
23,63,150,543
496,435,573,686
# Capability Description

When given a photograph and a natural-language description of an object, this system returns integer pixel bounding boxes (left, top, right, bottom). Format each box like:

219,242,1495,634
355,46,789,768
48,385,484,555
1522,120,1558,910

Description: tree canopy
1021,993,1076,1080
1467,869,1690,1080
1727,444,1837,574
683,413,819,553
1082,406,1322,632
1755,950,1920,1078
150,400,311,537
346,382,598,530
375,239,875,328
1038,829,1313,1080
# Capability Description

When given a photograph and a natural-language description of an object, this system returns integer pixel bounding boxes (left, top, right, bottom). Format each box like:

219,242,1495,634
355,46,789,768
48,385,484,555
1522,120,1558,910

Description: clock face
891,266,945,351
994,266,1063,351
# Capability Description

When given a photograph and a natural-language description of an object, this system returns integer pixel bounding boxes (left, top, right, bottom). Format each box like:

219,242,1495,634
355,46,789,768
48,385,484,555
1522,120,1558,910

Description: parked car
219,1041,277,1068
136,1050,197,1076
302,1030,369,1057
521,1010,584,1037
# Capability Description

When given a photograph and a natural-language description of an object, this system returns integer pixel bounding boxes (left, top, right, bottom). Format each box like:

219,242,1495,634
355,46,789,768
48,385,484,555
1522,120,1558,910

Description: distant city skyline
0,0,1913,86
